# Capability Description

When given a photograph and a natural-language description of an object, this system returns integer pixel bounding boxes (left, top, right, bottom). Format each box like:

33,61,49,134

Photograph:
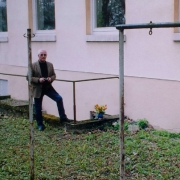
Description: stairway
0,97,29,117
0,97,119,130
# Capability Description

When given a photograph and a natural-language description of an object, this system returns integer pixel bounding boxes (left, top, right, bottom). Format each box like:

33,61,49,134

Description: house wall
125,0,180,81
1,0,180,131
125,77,180,132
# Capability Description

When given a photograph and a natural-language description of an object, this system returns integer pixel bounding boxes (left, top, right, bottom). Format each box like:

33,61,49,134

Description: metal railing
0,72,118,122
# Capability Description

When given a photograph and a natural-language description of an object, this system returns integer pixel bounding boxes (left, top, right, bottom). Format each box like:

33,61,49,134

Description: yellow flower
94,104,107,113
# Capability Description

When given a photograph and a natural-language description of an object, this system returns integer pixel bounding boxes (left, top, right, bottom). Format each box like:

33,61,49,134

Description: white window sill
31,34,56,42
86,35,126,42
173,33,180,42
0,33,8,42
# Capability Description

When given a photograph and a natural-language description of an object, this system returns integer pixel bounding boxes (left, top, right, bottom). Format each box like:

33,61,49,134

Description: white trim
32,0,56,42
0,32,8,42
86,34,126,42
32,0,37,32
173,33,180,41
31,34,56,42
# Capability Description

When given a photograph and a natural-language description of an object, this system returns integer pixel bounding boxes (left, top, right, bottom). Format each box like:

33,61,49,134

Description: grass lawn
1,116,180,180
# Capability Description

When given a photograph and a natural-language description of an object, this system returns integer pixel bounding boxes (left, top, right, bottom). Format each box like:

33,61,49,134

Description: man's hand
47,77,51,82
39,78,45,83
39,77,51,83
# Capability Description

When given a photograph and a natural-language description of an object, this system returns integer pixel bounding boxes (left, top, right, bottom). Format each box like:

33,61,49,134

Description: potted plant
94,104,107,119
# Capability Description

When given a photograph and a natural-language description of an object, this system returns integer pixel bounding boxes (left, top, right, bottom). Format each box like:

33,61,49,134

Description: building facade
0,0,180,131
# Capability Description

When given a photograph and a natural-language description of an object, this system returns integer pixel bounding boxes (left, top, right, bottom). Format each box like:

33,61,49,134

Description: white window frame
0,0,8,42
0,32,8,42
32,0,56,42
91,0,117,35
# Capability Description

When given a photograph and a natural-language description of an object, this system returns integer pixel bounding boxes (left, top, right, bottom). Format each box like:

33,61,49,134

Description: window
0,0,8,42
36,0,55,30
32,0,56,42
95,0,125,28
0,0,7,32
0,79,8,96
86,0,126,42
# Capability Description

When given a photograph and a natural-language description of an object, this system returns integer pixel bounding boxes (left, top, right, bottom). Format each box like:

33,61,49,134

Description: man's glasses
40,54,47,57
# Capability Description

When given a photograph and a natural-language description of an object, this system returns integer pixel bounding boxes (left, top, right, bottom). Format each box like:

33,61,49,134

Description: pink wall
125,76,180,132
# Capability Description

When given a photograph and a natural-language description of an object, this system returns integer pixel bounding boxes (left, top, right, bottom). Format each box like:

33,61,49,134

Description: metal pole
27,29,34,180
119,29,125,180
116,22,180,30
73,82,76,123
116,21,180,180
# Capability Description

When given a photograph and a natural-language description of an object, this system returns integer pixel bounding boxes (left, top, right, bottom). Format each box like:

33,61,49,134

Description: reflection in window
0,0,7,32
96,0,125,27
37,0,55,30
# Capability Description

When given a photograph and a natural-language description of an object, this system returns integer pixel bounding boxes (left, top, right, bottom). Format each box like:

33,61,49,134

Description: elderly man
28,49,69,131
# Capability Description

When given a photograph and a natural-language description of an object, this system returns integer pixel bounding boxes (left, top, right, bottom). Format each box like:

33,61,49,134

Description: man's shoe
38,124,46,131
60,117,73,123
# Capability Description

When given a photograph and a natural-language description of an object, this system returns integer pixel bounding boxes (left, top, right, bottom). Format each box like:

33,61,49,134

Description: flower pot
98,112,104,119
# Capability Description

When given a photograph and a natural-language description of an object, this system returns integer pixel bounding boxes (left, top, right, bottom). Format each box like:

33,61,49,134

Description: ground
1,115,180,180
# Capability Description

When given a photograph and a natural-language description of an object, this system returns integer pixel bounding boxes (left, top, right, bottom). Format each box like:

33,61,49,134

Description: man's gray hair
38,49,47,55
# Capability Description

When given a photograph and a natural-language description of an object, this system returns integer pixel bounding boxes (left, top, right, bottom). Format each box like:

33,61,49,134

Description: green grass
1,117,180,179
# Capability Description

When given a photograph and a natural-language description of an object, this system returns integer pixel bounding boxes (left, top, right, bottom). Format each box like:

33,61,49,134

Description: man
28,49,69,131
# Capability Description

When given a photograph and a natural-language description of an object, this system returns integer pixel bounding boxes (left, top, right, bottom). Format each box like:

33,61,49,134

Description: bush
112,121,129,131
137,119,148,129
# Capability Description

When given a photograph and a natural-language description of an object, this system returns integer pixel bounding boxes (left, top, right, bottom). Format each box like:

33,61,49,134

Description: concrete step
0,98,29,117
65,114,119,131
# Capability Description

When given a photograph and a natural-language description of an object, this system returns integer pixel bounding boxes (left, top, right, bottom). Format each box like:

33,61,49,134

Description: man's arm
50,64,56,82
27,63,40,84
47,63,56,83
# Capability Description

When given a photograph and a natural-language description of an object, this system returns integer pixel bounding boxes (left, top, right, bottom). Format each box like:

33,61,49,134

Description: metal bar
27,29,34,180
73,82,76,123
116,22,180,30
119,29,125,180
53,79,74,82
73,76,119,82
0,73,26,77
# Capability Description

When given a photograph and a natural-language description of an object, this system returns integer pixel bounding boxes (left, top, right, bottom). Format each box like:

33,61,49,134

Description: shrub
112,121,128,131
137,119,148,129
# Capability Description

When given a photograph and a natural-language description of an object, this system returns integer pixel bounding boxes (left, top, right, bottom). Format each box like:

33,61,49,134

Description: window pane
37,0,55,30
96,0,125,27
0,0,7,32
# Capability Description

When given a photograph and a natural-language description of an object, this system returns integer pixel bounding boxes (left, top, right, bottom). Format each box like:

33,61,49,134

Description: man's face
38,50,47,62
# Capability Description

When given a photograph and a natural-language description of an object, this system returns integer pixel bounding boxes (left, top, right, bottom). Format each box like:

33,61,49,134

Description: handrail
0,72,119,122
0,73,26,77
0,72,118,82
